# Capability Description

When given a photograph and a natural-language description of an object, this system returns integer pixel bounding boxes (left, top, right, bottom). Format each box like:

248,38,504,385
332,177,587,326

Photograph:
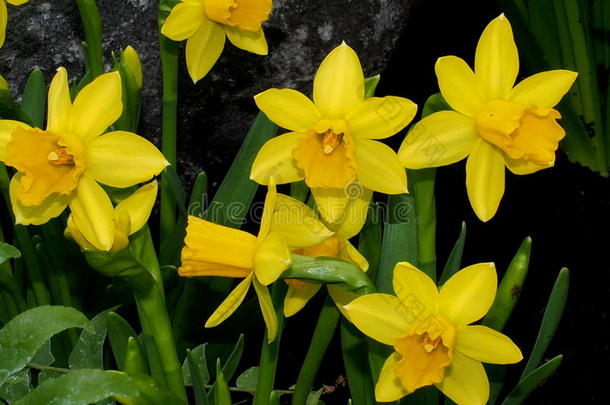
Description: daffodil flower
251,43,417,224
179,183,333,341
0,0,28,48
161,0,271,83
65,181,158,252
283,189,370,317
398,14,577,222
0,67,169,251
343,262,522,404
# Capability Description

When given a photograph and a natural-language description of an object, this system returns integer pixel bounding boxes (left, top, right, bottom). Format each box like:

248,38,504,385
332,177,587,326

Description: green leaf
409,168,437,280
213,359,232,405
188,172,208,218
20,68,46,129
364,75,381,98
421,93,450,117
0,368,31,403
31,340,55,366
439,222,467,285
0,89,31,123
236,366,259,392
123,337,148,376
306,388,324,405
0,306,88,386
483,237,531,331
107,312,139,371
13,369,136,405
162,166,187,218
0,242,21,264
115,372,187,405
502,355,563,405
340,320,375,405
357,203,382,283
187,348,209,405
69,308,115,369
182,344,210,387
220,333,244,381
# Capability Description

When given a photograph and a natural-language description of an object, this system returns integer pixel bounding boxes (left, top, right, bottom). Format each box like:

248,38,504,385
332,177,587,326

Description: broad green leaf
236,366,259,392
0,306,88,386
364,75,381,98
13,369,136,405
0,243,21,265
0,368,31,403
20,68,46,128
31,340,55,366
520,268,569,378
439,222,467,285
69,308,115,369
421,92,450,117
502,355,563,405
340,320,375,405
107,311,139,371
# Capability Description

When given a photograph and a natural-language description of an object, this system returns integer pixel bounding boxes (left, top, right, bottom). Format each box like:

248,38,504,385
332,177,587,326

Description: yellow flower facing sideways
65,181,158,252
0,0,28,48
161,0,271,83
283,188,370,317
179,183,333,341
343,262,522,404
0,68,169,251
251,43,417,224
398,14,577,222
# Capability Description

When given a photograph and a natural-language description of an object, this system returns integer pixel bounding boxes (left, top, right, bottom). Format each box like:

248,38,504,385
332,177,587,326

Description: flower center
393,316,455,392
203,0,271,31
322,130,341,154
476,99,565,166
4,127,86,206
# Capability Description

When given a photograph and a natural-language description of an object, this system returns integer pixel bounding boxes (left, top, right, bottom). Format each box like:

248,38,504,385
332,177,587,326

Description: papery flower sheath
0,67,169,251
251,43,417,224
0,0,28,48
343,262,522,404
65,181,158,252
161,0,272,83
179,182,333,341
398,14,577,222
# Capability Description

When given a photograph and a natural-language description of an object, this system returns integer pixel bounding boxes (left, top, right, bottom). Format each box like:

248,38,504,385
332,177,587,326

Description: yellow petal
161,0,204,41
0,120,30,161
68,175,115,251
435,56,486,117
254,232,291,286
313,43,365,118
375,352,410,402
283,283,321,317
115,181,158,236
310,187,348,225
255,89,321,132
475,14,519,100
225,26,268,55
252,276,278,342
6,0,29,5
436,350,489,405
69,72,122,142
0,0,7,48
508,70,578,108
271,194,334,248
392,262,439,322
398,111,478,169
347,96,417,139
206,273,253,327
185,18,226,83
456,325,523,364
439,263,497,326
250,132,304,185
87,131,169,188
343,293,411,346
0,74,7,90
47,67,72,133
340,240,369,271
9,174,69,225
333,186,372,239
466,140,505,222
258,180,277,239
354,139,407,194
65,214,95,250
504,155,548,175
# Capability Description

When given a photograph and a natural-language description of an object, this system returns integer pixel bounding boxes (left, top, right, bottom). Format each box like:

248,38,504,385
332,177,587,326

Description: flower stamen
48,147,74,165
322,130,342,154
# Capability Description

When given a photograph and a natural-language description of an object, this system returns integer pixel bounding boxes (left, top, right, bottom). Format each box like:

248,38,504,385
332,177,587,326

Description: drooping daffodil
398,14,577,222
283,188,371,317
343,262,522,404
0,0,28,48
0,67,169,251
65,181,158,252
179,182,333,341
251,43,417,225
161,0,272,83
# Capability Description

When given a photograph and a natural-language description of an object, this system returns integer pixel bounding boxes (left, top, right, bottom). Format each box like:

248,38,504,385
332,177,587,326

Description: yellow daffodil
0,67,169,251
283,189,370,317
251,43,417,224
65,181,158,252
179,183,333,341
343,262,522,404
161,0,271,83
0,0,28,48
398,15,577,222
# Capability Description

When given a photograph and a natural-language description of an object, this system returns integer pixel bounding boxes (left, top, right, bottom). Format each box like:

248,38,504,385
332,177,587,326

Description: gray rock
1,0,416,187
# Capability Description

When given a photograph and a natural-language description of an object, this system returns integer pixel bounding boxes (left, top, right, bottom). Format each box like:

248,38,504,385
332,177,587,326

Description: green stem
75,0,104,79
409,169,437,281
292,295,340,405
252,283,286,405
158,24,180,246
